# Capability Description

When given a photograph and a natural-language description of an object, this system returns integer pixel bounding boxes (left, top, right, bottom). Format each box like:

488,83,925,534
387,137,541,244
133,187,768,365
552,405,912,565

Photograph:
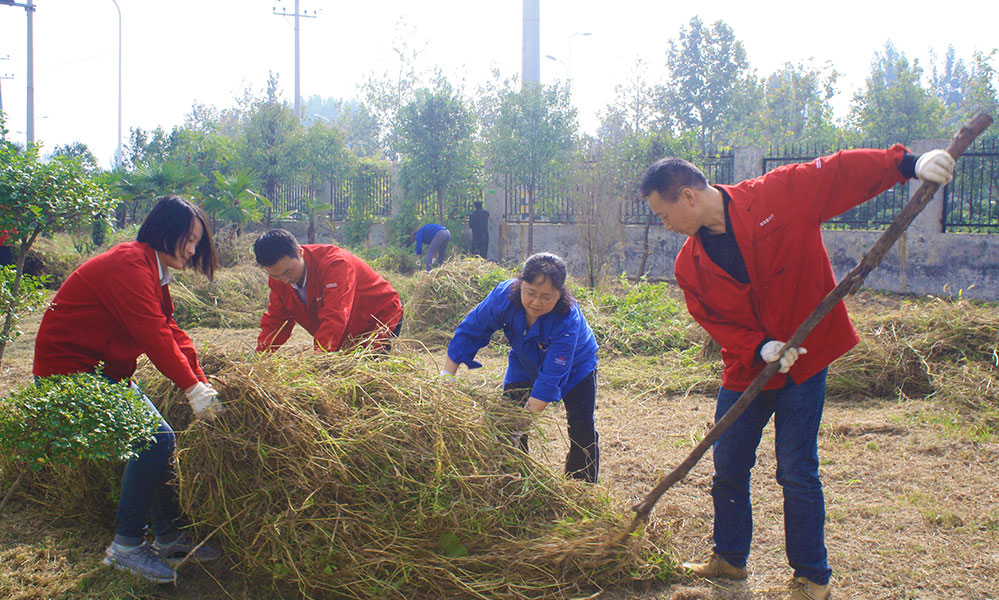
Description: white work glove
914,149,955,185
185,382,222,419
760,340,807,374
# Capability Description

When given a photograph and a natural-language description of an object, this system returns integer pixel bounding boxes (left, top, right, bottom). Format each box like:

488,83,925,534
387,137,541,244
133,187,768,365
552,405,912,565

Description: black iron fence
943,136,999,233
763,141,912,231
620,152,735,225
269,172,393,222
503,173,582,224
416,187,484,221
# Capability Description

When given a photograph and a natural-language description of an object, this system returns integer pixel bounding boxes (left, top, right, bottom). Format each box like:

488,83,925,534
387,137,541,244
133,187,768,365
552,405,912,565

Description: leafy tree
360,30,426,158
761,60,841,145
597,59,663,147
931,47,999,130
0,130,116,362
849,41,946,141
660,16,757,148
242,73,300,217
303,95,381,159
396,81,480,225
49,142,101,174
115,160,205,226
284,120,356,243
484,82,578,256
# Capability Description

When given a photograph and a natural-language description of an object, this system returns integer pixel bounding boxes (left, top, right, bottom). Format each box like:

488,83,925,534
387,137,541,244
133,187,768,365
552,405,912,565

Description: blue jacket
414,223,446,255
447,279,598,403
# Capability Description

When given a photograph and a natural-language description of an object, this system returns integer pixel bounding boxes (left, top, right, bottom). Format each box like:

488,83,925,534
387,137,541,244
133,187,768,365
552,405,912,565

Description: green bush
0,266,49,346
576,277,694,355
0,371,161,471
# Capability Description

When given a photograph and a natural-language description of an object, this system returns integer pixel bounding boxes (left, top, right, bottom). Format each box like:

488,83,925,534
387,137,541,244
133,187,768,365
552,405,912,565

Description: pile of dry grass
141,347,672,599
832,295,999,412
170,263,270,329
404,258,511,347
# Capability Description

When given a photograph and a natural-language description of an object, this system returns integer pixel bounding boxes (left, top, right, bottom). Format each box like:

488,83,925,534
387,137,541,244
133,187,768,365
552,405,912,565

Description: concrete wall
492,141,999,302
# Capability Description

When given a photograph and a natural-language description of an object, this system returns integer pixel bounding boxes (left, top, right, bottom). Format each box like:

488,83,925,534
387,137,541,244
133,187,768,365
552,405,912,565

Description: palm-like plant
204,169,270,236
116,160,206,225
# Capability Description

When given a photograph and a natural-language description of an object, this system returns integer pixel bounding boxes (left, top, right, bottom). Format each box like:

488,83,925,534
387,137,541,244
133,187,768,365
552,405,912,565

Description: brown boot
786,576,831,600
681,553,748,580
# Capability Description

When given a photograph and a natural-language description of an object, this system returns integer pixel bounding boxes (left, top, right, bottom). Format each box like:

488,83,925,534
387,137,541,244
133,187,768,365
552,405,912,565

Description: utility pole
0,56,11,113
272,0,316,121
111,0,123,168
521,0,540,87
0,0,35,145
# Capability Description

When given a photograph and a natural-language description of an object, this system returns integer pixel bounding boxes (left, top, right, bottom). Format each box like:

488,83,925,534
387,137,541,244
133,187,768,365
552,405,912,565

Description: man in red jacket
639,146,955,600
254,229,403,352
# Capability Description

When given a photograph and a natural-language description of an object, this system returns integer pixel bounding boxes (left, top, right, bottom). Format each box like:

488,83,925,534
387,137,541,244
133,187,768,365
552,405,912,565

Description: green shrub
0,371,161,471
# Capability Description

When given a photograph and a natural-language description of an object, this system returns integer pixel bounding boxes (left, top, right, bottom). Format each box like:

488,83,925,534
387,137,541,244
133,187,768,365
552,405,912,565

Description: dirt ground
1,308,997,600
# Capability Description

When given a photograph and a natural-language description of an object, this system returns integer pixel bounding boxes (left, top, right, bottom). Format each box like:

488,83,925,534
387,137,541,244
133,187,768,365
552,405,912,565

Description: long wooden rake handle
626,112,994,533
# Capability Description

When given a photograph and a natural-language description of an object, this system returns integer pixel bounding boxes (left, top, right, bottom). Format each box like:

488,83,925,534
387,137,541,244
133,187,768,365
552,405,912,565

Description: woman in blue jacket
442,252,599,482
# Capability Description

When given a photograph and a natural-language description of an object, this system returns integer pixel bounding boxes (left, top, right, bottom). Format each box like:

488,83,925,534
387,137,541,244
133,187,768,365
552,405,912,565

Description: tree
49,142,100,174
761,60,840,146
396,81,479,225
0,132,116,363
660,16,758,148
849,41,946,141
484,82,578,256
115,160,205,226
242,73,300,219
573,162,624,288
203,169,269,236
303,95,381,159
597,59,664,147
931,47,999,131
360,28,426,158
284,120,356,243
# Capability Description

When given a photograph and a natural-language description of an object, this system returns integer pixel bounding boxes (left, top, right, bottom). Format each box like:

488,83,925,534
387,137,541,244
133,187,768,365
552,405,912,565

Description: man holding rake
639,146,954,599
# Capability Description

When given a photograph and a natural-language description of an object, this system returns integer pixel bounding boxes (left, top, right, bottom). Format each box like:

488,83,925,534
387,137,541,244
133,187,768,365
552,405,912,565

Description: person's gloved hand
760,340,807,374
915,149,955,185
185,382,223,419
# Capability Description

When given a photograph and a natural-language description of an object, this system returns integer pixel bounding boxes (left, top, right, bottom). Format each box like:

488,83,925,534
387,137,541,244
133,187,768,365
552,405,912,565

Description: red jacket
675,145,910,391
257,244,403,352
33,241,206,389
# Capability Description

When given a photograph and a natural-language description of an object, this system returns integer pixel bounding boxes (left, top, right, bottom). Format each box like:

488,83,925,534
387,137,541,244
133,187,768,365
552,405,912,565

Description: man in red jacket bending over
254,229,403,353
638,146,955,600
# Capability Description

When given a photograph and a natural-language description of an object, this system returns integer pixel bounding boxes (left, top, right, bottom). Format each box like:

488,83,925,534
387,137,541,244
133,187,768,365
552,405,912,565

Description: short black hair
638,157,708,202
473,201,483,210
253,229,300,267
136,195,217,280
508,252,575,315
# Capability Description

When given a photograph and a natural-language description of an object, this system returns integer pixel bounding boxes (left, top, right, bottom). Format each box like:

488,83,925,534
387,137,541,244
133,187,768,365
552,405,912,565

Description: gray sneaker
153,533,222,566
103,542,176,584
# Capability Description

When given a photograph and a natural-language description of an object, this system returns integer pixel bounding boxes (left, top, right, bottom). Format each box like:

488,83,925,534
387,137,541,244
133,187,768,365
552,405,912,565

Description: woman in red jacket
33,195,223,583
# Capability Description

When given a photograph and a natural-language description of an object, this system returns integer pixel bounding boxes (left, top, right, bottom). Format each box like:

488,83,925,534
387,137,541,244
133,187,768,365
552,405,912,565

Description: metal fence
503,173,581,224
943,136,999,233
416,187,484,221
620,152,735,225
764,141,909,230
269,172,393,221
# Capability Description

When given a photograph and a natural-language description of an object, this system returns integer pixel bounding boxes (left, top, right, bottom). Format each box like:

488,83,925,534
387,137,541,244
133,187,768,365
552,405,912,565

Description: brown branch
624,112,994,537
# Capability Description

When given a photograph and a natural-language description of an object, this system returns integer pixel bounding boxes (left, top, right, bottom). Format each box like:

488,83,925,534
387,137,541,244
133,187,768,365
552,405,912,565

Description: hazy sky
1,0,996,167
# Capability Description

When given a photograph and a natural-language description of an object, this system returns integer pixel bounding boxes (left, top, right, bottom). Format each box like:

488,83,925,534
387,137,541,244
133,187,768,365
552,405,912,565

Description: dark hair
136,195,217,280
473,201,483,210
253,228,300,267
508,252,574,315
638,157,709,202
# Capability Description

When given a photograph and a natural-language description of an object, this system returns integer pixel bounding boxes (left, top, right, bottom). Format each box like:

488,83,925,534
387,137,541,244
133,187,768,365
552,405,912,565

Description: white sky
1,0,996,167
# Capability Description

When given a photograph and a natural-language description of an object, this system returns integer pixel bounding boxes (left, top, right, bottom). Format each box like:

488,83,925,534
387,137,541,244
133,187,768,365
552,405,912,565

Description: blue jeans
114,385,183,546
711,368,831,585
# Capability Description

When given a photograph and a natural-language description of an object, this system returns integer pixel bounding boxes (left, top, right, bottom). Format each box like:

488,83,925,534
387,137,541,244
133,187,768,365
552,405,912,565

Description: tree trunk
0,225,42,366
527,178,536,257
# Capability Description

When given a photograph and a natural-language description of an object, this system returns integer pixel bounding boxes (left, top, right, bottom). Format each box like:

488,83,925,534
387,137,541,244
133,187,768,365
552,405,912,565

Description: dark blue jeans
114,385,182,546
504,370,599,483
711,368,831,585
